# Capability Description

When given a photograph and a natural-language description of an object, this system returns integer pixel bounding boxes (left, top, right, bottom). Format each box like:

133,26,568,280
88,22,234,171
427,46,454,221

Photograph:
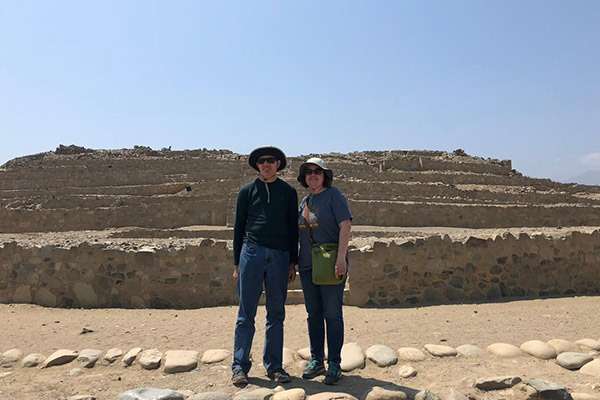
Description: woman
297,157,352,385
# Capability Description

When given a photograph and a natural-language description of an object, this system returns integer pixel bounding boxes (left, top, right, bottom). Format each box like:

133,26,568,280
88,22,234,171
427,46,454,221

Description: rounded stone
456,345,483,358
1,349,23,366
397,347,427,362
201,349,231,364
272,388,306,400
21,353,45,368
571,393,600,400
138,349,163,370
297,347,311,361
547,339,579,354
576,339,600,351
282,348,297,369
366,345,398,367
475,376,522,391
414,390,441,400
164,350,199,374
340,342,365,372
104,348,124,364
297,347,327,361
118,387,185,400
42,349,79,368
234,388,274,400
556,352,593,370
77,349,102,368
487,343,523,358
397,365,417,378
424,344,457,357
122,347,143,366
68,396,96,400
365,386,407,400
520,340,556,360
580,359,600,377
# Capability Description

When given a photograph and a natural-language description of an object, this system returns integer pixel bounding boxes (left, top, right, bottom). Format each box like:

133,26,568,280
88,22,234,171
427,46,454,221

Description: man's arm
287,187,299,281
233,186,249,278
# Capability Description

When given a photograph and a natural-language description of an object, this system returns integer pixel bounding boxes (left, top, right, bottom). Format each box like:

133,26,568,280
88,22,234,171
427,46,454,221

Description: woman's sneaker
323,363,342,385
302,359,326,379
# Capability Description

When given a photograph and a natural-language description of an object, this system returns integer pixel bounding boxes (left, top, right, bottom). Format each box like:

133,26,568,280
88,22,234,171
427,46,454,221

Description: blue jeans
232,242,290,374
300,269,345,365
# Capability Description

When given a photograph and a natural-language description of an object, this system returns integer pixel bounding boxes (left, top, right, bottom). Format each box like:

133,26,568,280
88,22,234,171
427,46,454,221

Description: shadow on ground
247,374,421,399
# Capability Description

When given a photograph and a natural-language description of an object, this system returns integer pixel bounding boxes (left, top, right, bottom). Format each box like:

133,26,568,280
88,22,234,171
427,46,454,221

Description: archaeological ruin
1,145,600,308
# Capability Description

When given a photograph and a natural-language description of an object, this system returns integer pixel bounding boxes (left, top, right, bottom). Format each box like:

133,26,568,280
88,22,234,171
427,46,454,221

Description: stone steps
2,197,600,232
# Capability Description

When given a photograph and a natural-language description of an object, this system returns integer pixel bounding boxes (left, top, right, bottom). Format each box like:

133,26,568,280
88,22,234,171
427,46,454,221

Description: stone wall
2,197,600,233
0,198,229,232
0,239,235,308
1,230,599,308
347,230,600,307
349,201,600,228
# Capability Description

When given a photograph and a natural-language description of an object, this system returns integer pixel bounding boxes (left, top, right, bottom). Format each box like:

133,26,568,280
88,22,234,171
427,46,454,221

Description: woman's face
304,164,325,190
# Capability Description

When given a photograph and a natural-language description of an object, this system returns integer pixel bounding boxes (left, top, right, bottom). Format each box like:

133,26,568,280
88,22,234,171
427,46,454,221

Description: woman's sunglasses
305,168,324,175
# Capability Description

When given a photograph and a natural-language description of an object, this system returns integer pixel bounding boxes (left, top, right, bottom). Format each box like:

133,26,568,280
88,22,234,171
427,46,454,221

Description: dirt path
1,297,600,400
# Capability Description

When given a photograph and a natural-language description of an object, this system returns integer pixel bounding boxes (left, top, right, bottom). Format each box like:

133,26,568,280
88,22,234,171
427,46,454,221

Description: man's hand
288,263,297,282
335,258,347,278
233,265,239,280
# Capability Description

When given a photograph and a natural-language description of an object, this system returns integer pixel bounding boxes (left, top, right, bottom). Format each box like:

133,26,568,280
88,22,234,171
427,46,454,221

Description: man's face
257,155,280,179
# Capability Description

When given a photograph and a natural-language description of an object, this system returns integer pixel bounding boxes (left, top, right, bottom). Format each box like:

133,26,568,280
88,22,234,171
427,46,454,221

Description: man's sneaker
323,363,342,385
231,370,248,387
267,368,291,384
302,359,326,379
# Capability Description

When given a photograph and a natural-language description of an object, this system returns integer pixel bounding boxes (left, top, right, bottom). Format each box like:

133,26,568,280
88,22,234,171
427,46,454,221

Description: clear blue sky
1,0,599,182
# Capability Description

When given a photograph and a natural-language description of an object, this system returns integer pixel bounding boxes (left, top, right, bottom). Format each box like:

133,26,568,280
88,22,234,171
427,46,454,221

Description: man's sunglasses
257,157,277,165
305,168,324,175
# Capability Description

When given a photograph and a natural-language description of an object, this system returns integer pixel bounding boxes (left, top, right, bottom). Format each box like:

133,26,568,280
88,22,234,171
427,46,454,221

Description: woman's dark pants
299,269,345,365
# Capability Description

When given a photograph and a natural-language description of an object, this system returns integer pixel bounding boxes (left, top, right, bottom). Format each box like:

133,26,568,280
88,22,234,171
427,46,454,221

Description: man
231,146,299,387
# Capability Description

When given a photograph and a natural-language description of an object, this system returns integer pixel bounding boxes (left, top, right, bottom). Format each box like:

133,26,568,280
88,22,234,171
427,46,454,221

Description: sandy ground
1,297,600,400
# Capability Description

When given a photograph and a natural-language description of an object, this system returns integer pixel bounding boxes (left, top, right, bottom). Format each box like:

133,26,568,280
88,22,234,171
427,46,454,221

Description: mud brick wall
346,230,600,307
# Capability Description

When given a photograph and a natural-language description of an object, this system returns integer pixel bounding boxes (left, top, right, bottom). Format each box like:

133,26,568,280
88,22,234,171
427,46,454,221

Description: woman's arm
335,219,352,277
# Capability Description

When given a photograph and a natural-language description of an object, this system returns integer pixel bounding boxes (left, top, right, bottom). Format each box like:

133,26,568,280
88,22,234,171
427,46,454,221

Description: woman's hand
233,265,239,280
335,257,347,278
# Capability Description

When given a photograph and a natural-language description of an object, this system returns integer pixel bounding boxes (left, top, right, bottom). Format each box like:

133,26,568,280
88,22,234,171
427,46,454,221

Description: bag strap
302,195,317,245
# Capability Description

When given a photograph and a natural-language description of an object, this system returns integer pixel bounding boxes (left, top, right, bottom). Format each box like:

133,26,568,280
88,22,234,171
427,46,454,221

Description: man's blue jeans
232,241,290,374
299,269,345,365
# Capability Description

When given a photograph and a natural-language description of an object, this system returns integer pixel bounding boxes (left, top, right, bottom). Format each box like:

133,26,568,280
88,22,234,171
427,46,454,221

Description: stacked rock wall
1,230,599,308
347,230,600,307
0,240,235,308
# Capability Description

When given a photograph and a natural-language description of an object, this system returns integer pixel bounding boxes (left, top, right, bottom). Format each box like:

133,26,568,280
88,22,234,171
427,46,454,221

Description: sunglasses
305,168,324,175
257,157,277,165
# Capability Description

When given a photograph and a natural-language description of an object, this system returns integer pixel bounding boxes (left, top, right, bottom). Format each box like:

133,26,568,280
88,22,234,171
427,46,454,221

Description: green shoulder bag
311,242,344,285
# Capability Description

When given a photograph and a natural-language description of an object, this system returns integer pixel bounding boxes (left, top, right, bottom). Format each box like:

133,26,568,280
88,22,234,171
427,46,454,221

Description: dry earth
1,297,600,400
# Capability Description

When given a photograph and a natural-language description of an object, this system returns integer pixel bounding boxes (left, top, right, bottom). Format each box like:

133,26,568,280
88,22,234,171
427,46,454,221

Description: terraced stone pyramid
1,145,599,308
2,145,600,233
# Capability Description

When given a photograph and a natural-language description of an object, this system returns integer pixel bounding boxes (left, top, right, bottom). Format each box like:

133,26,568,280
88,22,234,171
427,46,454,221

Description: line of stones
1,337,599,377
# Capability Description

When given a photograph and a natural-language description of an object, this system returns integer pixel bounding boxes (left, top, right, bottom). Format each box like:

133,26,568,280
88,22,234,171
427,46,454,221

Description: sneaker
267,368,291,384
323,363,342,385
302,359,326,379
231,370,248,387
